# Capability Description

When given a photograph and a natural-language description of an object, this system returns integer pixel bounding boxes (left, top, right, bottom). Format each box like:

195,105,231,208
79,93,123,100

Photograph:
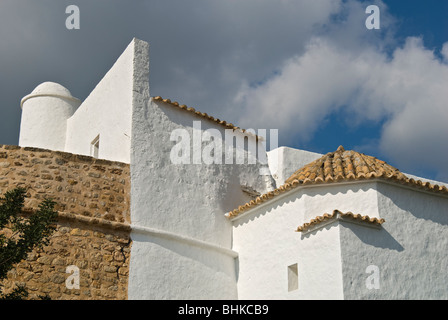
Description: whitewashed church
18,38,448,299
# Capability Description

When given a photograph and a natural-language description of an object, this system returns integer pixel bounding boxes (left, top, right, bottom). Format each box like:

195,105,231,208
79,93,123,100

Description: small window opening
91,135,100,159
288,263,298,292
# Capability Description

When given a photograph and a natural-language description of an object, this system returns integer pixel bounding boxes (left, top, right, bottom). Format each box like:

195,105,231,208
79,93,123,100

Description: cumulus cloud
378,38,448,180
234,30,448,180
0,0,343,143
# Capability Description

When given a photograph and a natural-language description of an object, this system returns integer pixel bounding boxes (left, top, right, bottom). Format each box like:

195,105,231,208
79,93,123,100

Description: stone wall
0,145,131,300
0,145,130,223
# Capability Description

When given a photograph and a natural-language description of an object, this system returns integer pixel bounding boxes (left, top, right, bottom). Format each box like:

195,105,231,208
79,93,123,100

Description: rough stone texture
1,220,131,300
0,145,131,300
0,144,130,223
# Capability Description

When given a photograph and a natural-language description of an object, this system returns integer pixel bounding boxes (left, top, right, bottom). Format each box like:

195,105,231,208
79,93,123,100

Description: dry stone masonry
0,145,131,299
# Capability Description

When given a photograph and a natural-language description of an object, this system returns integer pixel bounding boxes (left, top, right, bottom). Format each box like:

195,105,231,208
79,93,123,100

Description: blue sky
0,0,447,182
386,0,448,51
297,0,448,181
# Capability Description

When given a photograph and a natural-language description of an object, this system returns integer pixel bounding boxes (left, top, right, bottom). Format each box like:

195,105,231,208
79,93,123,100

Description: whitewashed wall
234,179,448,300
232,181,381,299
302,181,380,222
340,182,448,299
64,39,135,163
128,38,276,299
129,98,276,299
267,147,322,187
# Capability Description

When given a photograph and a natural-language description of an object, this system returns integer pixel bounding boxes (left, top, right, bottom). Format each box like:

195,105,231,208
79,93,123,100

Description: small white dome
18,81,81,151
21,81,80,108
31,81,74,98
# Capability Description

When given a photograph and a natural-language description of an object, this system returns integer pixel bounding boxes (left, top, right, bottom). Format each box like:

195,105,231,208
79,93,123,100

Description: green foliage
0,187,57,300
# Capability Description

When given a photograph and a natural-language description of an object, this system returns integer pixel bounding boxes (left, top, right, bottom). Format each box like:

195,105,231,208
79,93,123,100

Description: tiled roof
226,145,448,219
296,209,385,233
152,96,260,138
285,145,407,184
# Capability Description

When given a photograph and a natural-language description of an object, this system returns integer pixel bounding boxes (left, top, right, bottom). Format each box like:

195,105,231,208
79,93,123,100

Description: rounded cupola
19,81,81,151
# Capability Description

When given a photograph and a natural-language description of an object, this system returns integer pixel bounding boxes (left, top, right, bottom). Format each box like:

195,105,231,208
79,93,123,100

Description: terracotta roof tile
152,96,261,139
226,145,448,219
296,209,385,233
284,145,408,185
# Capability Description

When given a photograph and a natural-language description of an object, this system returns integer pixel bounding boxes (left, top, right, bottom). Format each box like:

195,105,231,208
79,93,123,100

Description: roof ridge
152,96,262,139
226,147,448,219
296,209,385,233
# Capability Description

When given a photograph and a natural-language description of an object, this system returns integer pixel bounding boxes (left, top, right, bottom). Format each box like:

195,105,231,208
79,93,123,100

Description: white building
18,38,448,299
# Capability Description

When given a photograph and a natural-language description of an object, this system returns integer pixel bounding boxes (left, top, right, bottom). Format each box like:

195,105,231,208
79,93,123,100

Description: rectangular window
91,135,100,159
288,263,298,292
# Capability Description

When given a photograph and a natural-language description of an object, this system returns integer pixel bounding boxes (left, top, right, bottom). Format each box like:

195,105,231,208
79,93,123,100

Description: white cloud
144,0,344,122
442,42,448,62
378,38,448,180
234,11,448,181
